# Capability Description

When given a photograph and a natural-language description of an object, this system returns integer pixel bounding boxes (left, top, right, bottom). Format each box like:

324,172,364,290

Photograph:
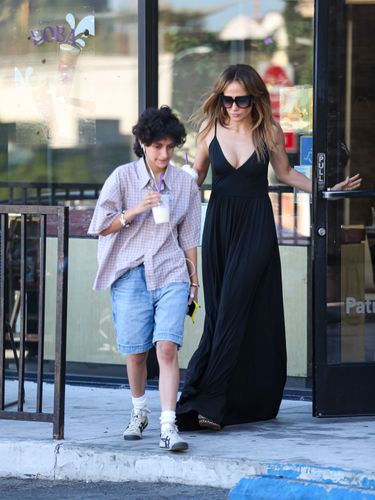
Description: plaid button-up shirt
88,158,201,291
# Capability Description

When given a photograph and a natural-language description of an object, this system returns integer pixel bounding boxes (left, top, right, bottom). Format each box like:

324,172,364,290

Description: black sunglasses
221,94,252,109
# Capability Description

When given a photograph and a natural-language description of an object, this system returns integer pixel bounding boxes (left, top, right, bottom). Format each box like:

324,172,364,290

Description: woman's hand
331,174,362,191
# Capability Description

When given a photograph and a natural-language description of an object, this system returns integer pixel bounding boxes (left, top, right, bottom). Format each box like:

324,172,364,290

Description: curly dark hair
132,105,186,157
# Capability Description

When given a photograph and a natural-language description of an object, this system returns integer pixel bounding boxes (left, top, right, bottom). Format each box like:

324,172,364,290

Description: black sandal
198,414,221,431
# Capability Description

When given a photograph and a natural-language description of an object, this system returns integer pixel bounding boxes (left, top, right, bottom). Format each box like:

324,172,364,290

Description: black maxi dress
176,128,287,430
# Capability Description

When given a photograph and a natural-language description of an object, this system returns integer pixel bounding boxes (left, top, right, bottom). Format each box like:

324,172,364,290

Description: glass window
1,1,138,375
325,2,375,364
0,0,138,189
159,0,314,241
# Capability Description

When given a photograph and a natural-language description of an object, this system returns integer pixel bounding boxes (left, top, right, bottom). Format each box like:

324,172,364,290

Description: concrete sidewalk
0,381,375,495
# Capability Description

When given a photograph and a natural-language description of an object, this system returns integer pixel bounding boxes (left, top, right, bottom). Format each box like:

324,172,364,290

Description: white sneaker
159,423,188,451
123,407,150,441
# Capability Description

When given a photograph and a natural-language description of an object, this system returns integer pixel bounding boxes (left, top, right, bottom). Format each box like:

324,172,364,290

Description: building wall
44,236,309,377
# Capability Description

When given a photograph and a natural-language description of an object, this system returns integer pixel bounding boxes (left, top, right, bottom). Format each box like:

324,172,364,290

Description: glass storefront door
313,0,375,416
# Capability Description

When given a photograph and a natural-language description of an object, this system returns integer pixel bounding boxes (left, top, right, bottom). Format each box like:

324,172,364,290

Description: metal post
53,206,69,439
18,215,27,412
0,214,7,409
36,215,46,413
138,0,159,113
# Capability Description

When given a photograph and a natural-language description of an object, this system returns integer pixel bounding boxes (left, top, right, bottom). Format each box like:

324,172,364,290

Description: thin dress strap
214,119,217,137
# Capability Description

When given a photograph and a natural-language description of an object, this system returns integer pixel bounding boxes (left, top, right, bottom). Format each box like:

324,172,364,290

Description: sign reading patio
345,297,375,315
30,13,95,50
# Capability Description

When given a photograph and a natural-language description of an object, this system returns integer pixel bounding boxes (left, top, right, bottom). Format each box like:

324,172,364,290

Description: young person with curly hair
89,106,201,451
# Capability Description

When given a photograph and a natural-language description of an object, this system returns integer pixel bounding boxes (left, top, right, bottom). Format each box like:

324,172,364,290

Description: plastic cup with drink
152,171,170,224
152,193,170,224
181,152,198,181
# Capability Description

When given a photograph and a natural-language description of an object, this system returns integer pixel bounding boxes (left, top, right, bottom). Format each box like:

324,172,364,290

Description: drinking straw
185,152,189,165
157,171,164,192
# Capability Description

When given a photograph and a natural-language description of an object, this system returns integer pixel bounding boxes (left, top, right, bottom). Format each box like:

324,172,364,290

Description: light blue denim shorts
110,265,190,354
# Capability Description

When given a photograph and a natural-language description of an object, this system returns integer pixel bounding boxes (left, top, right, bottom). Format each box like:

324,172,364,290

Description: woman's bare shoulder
198,119,215,147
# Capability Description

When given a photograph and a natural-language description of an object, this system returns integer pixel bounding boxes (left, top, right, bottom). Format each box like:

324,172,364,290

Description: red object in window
270,92,280,121
284,131,297,153
263,65,291,87
263,65,292,122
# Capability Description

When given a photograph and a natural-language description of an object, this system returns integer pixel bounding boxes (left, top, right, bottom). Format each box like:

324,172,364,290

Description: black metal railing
1,181,293,206
0,181,101,205
0,181,309,244
0,205,69,439
268,185,296,237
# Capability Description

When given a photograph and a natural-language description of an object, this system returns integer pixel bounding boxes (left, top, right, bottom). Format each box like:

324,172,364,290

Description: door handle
321,190,375,200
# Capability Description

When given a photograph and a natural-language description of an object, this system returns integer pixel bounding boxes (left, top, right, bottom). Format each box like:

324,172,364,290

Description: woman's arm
269,123,362,193
270,123,312,193
193,122,211,187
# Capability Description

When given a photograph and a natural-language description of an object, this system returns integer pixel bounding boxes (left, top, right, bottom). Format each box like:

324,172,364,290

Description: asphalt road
0,479,230,499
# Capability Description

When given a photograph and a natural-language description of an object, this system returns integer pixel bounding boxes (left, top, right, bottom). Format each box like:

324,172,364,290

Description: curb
1,441,375,491
229,476,375,499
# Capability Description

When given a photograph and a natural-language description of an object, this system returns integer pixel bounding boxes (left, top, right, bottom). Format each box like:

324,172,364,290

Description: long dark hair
191,64,276,160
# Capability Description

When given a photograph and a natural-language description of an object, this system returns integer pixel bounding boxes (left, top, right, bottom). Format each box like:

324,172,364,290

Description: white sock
160,410,176,430
132,393,147,411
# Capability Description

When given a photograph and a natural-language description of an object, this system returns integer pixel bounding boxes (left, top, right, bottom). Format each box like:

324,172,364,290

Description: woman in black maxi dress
176,64,360,431
176,121,286,430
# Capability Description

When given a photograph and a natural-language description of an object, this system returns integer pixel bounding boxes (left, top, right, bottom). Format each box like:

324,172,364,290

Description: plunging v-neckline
214,136,256,171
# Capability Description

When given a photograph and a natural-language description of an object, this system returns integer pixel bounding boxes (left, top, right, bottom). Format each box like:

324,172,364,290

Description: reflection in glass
0,1,138,187
159,0,314,240
327,203,375,364
326,2,375,364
